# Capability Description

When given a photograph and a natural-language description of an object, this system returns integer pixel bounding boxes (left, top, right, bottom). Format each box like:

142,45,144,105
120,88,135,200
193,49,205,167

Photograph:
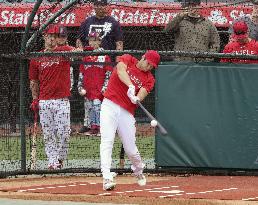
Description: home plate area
2,176,258,201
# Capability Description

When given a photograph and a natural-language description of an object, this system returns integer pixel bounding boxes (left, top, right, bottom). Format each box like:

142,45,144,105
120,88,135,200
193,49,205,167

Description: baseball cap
232,21,248,40
92,0,107,6
44,24,59,34
58,25,68,37
144,50,160,69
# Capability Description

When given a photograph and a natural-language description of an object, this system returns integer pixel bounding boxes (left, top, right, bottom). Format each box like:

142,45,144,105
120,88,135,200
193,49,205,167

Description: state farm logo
111,9,177,25
0,9,75,26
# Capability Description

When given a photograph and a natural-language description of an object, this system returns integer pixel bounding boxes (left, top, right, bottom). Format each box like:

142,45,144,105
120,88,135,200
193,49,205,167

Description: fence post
19,0,43,173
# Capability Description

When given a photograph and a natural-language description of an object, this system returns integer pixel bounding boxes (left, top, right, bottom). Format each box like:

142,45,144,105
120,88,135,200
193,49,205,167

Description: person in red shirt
221,21,258,64
78,32,113,136
100,50,160,191
29,24,81,170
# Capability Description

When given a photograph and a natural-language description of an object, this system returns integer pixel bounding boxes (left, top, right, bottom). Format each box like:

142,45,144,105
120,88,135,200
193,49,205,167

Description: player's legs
100,98,118,180
91,99,101,135
39,100,58,168
117,109,145,176
92,99,101,126
83,98,91,128
54,99,71,163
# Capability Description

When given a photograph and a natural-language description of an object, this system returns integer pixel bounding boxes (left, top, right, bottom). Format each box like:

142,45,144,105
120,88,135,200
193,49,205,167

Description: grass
0,135,155,161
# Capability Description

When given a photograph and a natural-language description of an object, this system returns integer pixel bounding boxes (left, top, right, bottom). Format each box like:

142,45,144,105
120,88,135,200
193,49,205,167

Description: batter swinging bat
30,112,38,170
136,101,168,135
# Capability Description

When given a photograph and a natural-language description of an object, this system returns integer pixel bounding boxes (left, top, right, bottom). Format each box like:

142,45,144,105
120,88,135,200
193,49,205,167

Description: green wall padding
155,62,258,169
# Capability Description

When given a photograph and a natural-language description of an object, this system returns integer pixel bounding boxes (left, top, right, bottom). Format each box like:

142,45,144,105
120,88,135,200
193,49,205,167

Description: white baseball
150,120,158,127
80,89,86,96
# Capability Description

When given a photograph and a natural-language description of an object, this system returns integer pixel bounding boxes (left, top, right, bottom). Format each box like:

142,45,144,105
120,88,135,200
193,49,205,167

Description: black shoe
78,126,90,134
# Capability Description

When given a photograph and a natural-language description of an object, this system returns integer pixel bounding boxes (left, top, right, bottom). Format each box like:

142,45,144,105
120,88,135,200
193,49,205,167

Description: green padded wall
155,62,258,169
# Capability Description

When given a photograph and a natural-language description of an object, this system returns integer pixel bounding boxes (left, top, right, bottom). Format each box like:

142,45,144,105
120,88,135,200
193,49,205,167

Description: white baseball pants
100,98,145,180
39,98,70,166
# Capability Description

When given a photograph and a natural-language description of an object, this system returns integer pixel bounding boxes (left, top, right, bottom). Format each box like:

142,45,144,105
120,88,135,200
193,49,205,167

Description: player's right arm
117,61,133,87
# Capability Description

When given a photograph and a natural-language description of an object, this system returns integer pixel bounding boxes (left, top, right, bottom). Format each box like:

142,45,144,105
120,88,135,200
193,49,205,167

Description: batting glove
30,99,39,113
129,95,140,104
127,85,135,98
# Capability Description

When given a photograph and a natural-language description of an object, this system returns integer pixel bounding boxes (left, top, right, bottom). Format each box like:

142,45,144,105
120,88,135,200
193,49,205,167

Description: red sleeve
143,73,155,93
221,44,232,63
117,54,138,67
104,55,113,72
29,59,39,80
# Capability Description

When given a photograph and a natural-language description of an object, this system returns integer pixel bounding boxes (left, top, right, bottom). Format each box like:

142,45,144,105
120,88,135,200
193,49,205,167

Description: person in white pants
100,50,160,191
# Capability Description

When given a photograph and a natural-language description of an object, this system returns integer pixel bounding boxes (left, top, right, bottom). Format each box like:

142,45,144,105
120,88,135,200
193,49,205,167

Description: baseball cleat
103,179,116,191
136,174,146,186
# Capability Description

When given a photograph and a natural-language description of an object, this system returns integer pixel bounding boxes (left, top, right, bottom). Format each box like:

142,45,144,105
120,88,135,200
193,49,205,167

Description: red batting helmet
144,50,160,68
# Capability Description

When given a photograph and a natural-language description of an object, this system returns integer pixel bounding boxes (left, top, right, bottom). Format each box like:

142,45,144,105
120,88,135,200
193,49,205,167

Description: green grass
0,135,155,161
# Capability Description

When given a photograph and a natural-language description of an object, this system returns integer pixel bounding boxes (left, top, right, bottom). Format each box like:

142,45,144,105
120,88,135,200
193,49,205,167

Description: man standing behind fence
221,21,258,64
76,0,123,134
29,25,79,170
164,0,220,62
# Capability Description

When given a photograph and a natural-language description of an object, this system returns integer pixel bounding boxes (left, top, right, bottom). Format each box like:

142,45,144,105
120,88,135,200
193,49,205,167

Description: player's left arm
136,87,148,102
136,75,155,101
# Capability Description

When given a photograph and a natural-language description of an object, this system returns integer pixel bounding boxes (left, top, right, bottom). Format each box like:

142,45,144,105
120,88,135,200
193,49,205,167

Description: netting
1,0,258,176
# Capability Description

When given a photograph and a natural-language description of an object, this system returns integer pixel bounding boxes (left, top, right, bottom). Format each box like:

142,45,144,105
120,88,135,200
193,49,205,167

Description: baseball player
29,24,80,169
100,50,160,191
221,21,258,64
78,32,113,136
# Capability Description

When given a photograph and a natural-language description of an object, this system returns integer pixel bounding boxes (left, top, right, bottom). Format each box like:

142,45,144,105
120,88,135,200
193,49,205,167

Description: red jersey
80,55,113,100
29,45,73,100
221,40,258,64
104,54,155,115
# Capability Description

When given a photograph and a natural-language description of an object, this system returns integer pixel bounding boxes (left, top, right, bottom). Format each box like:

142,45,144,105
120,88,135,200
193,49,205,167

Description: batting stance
100,50,160,190
29,25,80,170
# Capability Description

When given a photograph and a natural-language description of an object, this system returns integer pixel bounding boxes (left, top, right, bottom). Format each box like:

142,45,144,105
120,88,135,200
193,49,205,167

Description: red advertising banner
0,3,253,28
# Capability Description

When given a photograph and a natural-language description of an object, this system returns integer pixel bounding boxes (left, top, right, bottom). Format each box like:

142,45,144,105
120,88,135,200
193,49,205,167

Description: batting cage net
1,0,258,177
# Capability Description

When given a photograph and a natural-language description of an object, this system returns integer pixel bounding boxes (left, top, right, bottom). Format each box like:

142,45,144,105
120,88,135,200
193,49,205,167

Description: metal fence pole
19,0,43,173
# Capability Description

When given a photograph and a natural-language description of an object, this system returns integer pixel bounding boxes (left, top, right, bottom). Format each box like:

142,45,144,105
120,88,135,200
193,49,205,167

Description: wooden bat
30,112,38,170
136,101,168,136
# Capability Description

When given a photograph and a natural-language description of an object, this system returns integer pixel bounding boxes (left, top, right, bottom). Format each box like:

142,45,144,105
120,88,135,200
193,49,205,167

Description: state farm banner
0,3,253,28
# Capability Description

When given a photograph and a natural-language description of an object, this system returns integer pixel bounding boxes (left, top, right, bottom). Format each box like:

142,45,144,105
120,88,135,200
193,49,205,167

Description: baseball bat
136,101,168,135
30,112,38,170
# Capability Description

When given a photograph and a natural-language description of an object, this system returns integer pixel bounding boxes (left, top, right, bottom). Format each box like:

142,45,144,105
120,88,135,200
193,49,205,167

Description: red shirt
29,45,73,100
79,55,113,100
221,40,258,64
104,54,155,115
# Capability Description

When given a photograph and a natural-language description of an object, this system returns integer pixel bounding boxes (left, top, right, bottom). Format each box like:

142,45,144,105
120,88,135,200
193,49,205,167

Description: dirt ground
0,174,258,205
